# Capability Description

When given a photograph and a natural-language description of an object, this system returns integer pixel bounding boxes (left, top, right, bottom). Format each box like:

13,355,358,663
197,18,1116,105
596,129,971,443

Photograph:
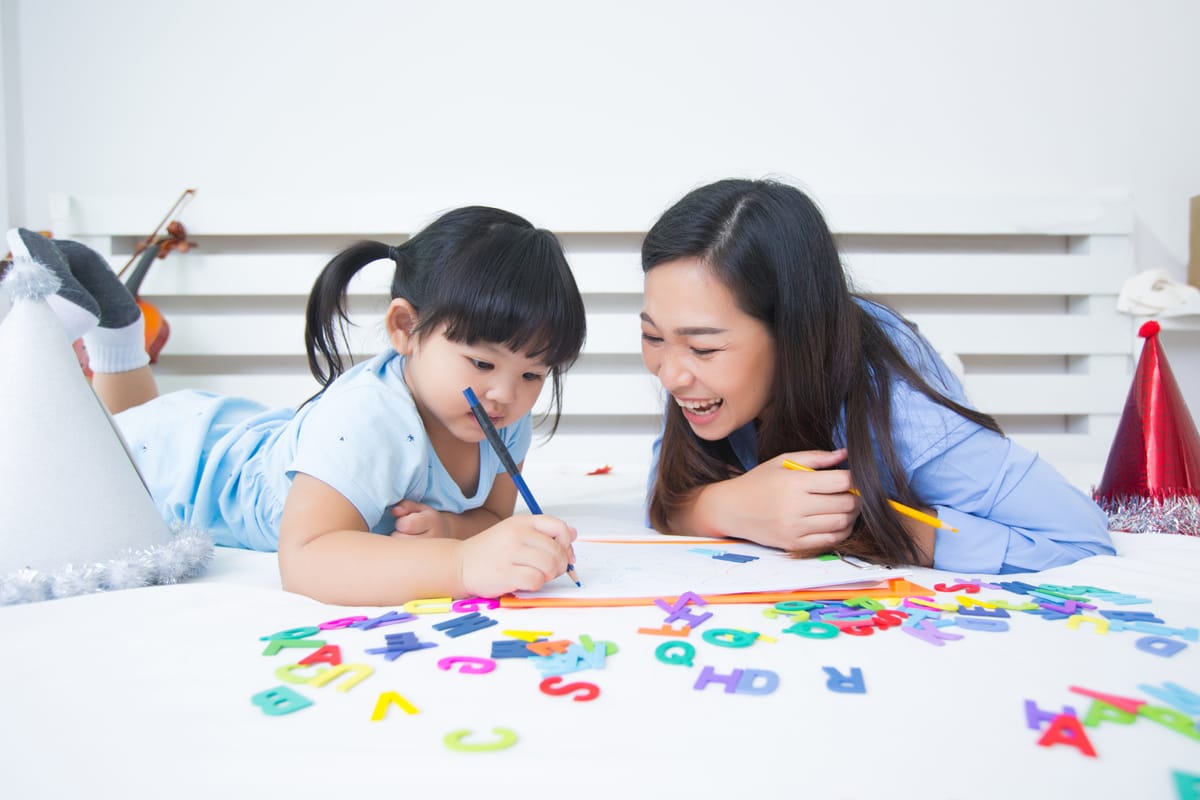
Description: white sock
83,317,150,373
46,294,100,342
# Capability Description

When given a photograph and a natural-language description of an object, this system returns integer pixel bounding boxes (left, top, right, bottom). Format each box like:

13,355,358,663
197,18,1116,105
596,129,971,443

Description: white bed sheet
2,463,1198,800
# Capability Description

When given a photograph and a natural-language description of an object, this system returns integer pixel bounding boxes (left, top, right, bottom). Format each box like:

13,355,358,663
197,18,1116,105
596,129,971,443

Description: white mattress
2,462,1197,799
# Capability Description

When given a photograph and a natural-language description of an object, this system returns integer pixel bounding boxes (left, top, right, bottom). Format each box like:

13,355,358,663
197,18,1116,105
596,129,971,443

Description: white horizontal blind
50,192,1135,481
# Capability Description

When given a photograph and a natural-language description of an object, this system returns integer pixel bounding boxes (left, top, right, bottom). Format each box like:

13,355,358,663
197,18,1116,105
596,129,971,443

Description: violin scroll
120,189,197,363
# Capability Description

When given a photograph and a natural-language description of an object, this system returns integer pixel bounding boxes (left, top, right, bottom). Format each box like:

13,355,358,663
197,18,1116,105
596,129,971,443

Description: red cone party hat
1094,320,1200,535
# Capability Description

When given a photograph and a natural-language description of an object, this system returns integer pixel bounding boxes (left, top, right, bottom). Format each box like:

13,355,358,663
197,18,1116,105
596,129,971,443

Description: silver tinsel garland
1095,493,1200,537
0,525,214,606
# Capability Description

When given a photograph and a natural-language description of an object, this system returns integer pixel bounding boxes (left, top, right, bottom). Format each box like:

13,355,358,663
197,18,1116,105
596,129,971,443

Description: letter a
1036,713,1097,757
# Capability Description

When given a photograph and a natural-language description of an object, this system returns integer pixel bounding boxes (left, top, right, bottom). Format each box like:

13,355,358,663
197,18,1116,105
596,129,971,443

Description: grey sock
54,240,141,328
6,228,99,340
8,228,99,317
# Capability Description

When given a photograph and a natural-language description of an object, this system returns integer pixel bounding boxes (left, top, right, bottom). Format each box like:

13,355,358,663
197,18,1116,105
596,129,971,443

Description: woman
639,178,1113,574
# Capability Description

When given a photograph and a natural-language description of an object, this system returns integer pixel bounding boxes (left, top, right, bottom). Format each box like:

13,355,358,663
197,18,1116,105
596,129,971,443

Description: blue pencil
462,387,580,587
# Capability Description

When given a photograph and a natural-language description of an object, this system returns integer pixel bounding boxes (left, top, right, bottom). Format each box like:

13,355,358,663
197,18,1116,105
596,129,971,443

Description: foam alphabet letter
954,617,1010,633
833,620,876,637
275,663,326,684
298,644,343,667
1068,686,1146,715
701,628,759,648
654,591,714,628
352,610,416,630
539,676,601,702
1126,622,1199,641
655,641,696,667
783,620,839,639
365,632,437,661
437,656,497,675
1081,699,1138,728
1139,705,1200,741
403,597,453,615
261,638,325,656
501,629,554,642
902,619,964,647
491,639,543,659
452,597,500,613
933,582,979,593
872,609,908,629
735,669,780,696
637,623,691,636
1099,610,1163,624
525,640,573,656
251,686,313,716
1173,770,1200,800
307,663,374,692
370,691,419,719
956,604,1009,618
432,612,498,638
1024,699,1076,731
259,626,320,641
775,600,820,612
693,666,743,693
1135,636,1187,657
1036,713,1097,757
1136,682,1200,715
1066,615,1109,634
443,727,518,752
579,635,619,655
823,666,866,694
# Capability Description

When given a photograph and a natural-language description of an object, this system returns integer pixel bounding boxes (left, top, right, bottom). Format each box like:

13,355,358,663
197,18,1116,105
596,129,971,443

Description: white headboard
48,192,1135,487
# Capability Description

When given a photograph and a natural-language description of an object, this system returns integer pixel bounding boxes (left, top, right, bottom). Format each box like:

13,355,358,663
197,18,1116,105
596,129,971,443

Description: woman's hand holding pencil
782,457,957,532
686,450,860,553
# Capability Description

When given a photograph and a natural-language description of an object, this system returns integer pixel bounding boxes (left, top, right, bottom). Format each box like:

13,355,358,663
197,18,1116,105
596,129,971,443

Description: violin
118,189,196,363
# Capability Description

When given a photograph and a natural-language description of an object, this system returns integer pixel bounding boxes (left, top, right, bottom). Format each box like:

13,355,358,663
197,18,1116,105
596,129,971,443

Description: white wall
0,0,16,230
5,0,1200,413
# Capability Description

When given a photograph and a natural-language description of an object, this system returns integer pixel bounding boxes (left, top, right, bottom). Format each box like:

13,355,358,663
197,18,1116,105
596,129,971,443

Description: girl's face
641,257,776,441
401,324,549,446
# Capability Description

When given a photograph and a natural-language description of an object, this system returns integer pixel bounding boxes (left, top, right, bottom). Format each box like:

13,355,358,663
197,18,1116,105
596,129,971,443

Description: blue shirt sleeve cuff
930,506,1011,573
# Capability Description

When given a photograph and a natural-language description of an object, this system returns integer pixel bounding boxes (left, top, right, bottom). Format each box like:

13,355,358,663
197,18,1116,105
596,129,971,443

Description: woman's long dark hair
643,179,1002,565
304,206,586,434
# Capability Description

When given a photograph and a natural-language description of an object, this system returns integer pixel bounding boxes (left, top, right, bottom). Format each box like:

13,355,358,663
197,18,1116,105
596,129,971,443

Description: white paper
516,538,904,599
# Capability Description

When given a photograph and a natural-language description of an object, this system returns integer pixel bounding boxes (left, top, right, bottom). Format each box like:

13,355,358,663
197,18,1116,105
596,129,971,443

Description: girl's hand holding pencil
457,515,577,599
464,387,582,588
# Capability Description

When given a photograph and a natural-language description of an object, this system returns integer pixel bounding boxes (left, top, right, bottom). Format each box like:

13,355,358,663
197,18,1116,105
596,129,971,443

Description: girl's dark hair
642,179,1002,566
304,206,586,434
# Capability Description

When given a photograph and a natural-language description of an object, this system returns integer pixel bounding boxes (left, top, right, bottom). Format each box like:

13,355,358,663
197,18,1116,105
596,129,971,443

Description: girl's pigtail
304,240,394,388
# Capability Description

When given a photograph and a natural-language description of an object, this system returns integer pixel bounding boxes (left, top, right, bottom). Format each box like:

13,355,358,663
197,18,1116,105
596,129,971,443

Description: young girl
7,206,585,604
639,178,1115,574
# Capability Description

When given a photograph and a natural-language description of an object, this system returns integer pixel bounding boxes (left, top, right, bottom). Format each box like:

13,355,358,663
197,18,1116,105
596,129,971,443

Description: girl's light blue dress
115,351,530,551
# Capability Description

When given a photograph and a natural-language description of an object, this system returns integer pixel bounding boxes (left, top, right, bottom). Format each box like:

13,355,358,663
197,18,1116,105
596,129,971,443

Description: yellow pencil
782,458,958,532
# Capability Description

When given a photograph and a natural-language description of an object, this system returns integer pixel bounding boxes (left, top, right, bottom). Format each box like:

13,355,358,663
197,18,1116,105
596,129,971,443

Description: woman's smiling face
640,256,776,441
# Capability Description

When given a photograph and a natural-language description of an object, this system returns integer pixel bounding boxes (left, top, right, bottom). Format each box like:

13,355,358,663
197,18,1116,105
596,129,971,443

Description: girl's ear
385,298,419,354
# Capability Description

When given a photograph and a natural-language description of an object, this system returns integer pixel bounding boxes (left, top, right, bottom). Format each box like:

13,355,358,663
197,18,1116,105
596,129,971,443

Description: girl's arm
390,469,521,539
278,473,574,605
668,450,861,553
